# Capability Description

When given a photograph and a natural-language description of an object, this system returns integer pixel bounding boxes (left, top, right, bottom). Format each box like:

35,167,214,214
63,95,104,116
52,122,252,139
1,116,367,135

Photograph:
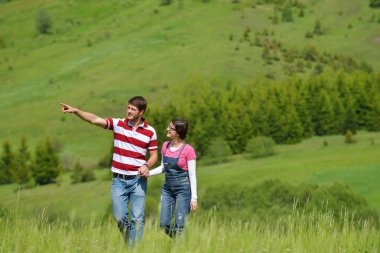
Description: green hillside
1,0,379,162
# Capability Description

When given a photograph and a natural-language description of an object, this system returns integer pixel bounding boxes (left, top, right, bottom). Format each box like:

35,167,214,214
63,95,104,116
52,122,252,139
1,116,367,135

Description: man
60,96,157,246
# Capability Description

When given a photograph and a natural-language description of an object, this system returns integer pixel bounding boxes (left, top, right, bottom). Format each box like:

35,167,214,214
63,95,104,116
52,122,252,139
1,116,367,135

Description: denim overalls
160,142,191,237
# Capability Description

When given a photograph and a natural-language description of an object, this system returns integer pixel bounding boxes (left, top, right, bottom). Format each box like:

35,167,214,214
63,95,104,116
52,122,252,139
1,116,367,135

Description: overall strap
177,143,187,159
163,141,171,156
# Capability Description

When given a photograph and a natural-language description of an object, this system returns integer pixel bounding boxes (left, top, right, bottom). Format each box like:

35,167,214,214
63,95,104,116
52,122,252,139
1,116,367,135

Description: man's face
127,104,143,120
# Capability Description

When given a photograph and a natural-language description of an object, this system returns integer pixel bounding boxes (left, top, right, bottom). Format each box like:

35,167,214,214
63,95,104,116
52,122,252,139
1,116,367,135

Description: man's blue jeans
160,182,191,237
111,176,147,246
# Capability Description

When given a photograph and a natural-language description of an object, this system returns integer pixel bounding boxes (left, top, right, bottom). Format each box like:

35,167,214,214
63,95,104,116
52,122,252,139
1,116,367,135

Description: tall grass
1,207,378,253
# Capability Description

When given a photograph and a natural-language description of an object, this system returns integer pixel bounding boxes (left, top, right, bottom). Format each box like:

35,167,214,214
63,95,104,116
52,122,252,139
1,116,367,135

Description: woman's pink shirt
161,141,197,170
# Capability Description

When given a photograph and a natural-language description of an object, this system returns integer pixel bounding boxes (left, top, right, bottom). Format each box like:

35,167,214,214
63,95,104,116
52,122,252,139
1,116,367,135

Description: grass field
1,207,379,253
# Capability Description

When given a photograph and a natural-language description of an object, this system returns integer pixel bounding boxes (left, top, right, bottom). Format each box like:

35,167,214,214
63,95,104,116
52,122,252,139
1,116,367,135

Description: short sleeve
185,145,197,161
148,129,158,151
161,141,170,154
105,118,115,130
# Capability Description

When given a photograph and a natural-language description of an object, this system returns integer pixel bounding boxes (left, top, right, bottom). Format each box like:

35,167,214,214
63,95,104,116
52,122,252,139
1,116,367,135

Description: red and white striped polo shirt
105,117,157,175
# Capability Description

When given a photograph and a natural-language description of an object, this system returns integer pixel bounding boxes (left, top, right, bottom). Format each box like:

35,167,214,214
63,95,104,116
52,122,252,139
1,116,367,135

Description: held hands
138,164,150,177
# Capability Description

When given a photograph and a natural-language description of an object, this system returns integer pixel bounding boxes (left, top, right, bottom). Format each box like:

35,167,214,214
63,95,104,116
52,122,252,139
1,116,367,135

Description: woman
149,118,198,237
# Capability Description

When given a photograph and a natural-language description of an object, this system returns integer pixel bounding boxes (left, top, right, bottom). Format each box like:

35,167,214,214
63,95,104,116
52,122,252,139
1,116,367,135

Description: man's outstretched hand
60,103,78,113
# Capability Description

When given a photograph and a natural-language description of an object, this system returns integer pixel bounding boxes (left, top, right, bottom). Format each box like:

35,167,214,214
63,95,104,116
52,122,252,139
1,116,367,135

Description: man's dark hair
128,96,147,113
172,118,189,139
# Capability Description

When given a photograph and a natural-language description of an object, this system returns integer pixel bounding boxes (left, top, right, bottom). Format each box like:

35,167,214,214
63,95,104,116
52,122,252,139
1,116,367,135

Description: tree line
148,70,380,157
0,70,379,185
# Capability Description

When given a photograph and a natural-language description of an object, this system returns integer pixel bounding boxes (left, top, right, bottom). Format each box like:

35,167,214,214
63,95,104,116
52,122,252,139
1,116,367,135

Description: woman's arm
188,160,198,211
148,159,164,176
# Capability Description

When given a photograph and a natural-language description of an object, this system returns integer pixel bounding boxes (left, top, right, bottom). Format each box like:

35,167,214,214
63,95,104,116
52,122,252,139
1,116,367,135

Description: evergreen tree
251,99,270,137
342,98,358,134
222,97,253,154
294,84,314,138
314,91,336,135
13,137,32,185
187,109,214,158
366,94,380,131
330,93,346,134
32,137,61,185
0,141,14,184
335,72,351,102
266,96,283,143
351,76,371,128
186,93,218,158
280,101,304,144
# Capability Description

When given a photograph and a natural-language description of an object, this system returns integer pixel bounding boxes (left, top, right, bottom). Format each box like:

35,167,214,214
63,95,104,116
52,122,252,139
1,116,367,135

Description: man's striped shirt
105,118,157,175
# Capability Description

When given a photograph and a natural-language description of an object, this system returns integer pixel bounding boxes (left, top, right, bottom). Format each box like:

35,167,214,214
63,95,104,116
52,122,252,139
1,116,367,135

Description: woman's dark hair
172,118,188,139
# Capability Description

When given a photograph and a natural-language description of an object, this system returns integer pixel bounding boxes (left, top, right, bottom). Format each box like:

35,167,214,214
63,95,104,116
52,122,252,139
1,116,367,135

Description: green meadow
1,132,380,252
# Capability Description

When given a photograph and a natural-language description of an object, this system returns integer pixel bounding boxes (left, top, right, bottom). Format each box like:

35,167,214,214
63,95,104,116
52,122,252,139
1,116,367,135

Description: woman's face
166,122,178,139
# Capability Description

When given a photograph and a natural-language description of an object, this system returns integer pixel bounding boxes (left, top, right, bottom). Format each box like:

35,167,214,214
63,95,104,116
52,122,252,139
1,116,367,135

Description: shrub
202,180,380,225
245,136,276,158
303,45,318,61
161,0,172,5
298,6,305,17
204,138,232,164
313,19,322,35
36,9,52,34
281,5,293,22
71,161,95,184
305,31,313,38
345,130,356,144
369,0,380,8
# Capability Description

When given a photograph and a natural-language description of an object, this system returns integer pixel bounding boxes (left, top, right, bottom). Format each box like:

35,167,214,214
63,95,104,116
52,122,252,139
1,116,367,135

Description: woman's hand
190,200,198,211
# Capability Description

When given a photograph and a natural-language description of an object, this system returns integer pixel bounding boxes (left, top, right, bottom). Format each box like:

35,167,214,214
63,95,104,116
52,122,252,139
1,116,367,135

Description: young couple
60,96,197,246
